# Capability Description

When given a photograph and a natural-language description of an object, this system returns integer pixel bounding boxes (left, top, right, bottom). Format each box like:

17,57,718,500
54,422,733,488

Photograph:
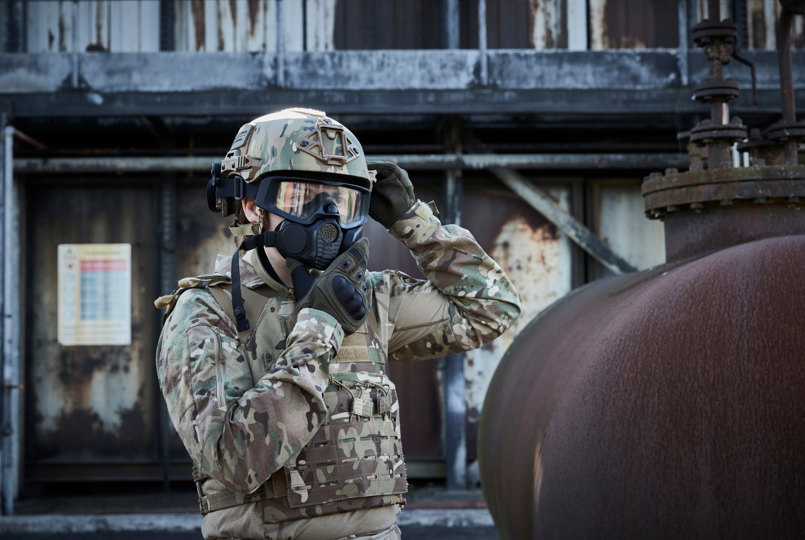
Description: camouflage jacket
155,201,521,535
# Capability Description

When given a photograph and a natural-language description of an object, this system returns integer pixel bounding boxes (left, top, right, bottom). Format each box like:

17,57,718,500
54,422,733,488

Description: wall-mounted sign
58,244,131,346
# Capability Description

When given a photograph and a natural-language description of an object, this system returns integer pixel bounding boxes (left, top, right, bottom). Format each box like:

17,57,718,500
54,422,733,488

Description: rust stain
248,0,260,37
94,1,106,51
57,9,66,51
229,0,238,28
57,346,120,386
34,402,149,460
191,0,206,51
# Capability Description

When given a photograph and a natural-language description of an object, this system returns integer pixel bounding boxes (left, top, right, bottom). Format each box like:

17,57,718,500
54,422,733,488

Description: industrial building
0,0,801,517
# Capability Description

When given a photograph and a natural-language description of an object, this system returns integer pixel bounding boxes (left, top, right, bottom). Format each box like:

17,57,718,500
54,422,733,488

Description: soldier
155,108,521,539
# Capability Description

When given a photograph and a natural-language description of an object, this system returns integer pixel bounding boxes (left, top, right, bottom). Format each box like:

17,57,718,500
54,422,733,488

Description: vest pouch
283,376,407,509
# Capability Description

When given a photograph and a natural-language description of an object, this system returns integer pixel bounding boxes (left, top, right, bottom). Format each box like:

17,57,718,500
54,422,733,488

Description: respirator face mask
255,176,370,270
206,170,371,333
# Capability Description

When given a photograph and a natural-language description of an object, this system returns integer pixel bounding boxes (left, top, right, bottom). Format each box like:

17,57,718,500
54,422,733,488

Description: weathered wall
16,0,801,54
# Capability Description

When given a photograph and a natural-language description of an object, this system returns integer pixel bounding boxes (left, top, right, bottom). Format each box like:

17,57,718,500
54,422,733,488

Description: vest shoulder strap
208,283,278,343
155,273,278,343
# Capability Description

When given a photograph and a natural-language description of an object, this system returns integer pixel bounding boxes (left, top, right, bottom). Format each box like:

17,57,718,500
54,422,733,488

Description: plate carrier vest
159,273,408,520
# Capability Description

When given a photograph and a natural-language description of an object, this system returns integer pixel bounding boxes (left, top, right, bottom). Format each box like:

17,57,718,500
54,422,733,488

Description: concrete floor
1,481,501,539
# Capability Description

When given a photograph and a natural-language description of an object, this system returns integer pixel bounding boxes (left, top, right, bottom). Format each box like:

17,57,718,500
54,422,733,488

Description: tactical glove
286,237,370,334
367,161,417,229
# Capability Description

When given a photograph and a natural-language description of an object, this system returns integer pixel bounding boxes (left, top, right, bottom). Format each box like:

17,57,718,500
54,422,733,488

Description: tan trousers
203,504,401,540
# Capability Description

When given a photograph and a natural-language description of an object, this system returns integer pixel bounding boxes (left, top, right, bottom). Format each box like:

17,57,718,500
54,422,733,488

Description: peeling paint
191,0,206,52
531,0,564,50
595,183,665,271
464,213,573,435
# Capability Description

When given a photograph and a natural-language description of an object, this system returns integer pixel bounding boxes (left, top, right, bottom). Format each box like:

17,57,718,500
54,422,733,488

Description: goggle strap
214,175,261,201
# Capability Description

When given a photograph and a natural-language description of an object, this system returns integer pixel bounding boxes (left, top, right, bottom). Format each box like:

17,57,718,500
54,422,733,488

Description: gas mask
254,174,369,269
208,169,369,270
207,169,370,331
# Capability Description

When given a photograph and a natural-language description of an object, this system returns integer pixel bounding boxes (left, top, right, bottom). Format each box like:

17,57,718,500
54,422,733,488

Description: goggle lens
274,181,366,225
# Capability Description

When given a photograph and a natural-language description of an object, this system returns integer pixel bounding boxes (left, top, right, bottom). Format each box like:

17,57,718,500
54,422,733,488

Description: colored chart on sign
58,244,132,346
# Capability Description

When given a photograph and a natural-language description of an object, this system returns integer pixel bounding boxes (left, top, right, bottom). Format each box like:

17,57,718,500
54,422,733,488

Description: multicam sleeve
156,290,343,493
381,200,522,361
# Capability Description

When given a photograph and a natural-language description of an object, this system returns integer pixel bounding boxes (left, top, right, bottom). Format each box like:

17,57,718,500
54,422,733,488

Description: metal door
24,178,161,483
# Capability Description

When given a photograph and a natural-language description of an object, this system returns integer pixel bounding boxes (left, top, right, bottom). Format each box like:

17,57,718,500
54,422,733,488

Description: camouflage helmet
208,108,373,217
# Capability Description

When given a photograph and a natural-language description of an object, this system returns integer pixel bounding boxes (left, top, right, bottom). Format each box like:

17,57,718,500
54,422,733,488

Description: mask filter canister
274,218,344,270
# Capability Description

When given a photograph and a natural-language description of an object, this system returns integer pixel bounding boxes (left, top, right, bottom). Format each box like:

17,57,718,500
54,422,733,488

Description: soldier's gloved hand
286,237,370,334
367,161,416,229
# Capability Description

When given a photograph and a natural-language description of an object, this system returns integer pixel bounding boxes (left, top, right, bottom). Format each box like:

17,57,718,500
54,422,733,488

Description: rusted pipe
708,0,719,20
777,6,796,125
11,130,47,150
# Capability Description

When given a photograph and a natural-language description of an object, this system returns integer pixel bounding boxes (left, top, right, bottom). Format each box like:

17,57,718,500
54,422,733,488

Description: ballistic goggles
260,178,368,226
207,166,370,227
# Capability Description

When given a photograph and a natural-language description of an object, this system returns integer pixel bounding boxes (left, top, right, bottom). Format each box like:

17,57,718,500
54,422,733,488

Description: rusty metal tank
478,3,805,538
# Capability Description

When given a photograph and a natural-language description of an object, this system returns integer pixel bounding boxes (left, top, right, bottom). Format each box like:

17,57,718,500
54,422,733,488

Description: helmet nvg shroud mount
206,108,374,331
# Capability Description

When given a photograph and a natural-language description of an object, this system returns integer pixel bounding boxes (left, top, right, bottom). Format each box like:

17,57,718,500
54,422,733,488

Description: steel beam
1,50,802,118
442,119,467,492
0,111,6,515
493,167,637,275
1,123,20,515
14,153,688,174
0,50,799,92
158,177,176,493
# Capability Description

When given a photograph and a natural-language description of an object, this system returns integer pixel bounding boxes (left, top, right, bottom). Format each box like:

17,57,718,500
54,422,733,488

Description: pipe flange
689,119,747,145
766,121,805,143
691,18,738,45
641,164,805,218
693,78,740,103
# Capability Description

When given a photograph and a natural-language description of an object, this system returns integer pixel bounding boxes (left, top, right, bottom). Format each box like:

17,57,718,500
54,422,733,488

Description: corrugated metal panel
173,0,307,52
695,0,802,51
306,0,337,51
18,0,803,54
25,0,160,53
334,0,442,50
589,0,678,50
485,0,534,48
481,0,580,49
24,1,67,52
108,0,160,52
747,0,778,50
567,0,588,50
